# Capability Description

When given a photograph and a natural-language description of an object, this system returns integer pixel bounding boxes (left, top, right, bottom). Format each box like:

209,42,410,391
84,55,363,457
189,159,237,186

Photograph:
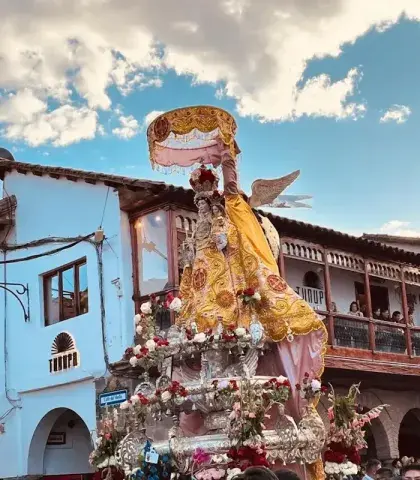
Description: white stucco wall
0,171,135,478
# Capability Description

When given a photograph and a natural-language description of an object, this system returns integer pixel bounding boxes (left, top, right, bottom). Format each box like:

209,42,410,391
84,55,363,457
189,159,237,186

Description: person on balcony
373,307,381,320
347,301,368,349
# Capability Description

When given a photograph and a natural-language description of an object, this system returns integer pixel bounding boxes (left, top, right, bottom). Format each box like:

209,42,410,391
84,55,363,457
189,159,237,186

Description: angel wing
248,170,300,208
269,195,312,209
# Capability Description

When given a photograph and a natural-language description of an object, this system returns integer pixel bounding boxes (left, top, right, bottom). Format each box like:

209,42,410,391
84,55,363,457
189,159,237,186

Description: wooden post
364,261,375,352
130,219,140,313
323,249,334,346
278,237,286,279
164,206,177,289
401,267,413,357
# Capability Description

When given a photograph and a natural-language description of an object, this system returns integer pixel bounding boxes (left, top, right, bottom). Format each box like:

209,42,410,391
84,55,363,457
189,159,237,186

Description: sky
1,1,420,237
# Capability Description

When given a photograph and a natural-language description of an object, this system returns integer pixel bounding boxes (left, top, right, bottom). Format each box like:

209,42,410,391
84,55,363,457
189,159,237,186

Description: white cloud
2,105,99,147
0,1,420,145
379,220,420,237
143,110,164,129
112,115,140,139
380,104,412,124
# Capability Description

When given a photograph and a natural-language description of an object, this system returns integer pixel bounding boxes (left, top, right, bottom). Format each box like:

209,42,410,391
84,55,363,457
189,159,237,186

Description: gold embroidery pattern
216,290,235,309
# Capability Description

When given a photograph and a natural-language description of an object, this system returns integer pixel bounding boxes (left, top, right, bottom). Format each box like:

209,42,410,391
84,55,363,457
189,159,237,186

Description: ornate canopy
147,106,240,171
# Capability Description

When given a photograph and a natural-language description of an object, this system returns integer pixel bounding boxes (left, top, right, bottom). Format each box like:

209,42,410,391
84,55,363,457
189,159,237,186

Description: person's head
381,309,390,320
331,302,338,313
366,459,382,477
350,301,359,313
401,464,420,480
373,307,381,317
196,198,211,214
392,311,402,322
234,467,279,480
376,467,394,480
275,470,301,480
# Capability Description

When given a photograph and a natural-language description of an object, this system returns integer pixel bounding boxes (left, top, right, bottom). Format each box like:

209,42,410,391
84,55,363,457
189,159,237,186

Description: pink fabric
153,142,221,168
257,329,326,420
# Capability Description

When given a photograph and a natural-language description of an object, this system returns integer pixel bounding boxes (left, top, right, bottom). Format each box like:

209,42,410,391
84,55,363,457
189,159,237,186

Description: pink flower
248,412,256,418
193,447,211,465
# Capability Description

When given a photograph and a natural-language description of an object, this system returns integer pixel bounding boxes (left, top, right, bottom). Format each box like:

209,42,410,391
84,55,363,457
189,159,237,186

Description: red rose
243,287,255,296
296,383,301,390
304,372,310,378
155,389,161,395
228,323,236,331
136,354,142,359
140,347,149,355
166,292,174,302
104,433,111,440
150,293,156,301
321,385,328,393
348,450,361,465
138,395,149,405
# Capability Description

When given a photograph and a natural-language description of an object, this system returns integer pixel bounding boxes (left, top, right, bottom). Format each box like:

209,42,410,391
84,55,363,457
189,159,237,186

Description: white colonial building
0,155,420,478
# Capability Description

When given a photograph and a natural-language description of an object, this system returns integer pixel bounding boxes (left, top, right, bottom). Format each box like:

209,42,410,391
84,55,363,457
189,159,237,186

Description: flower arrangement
324,384,388,479
296,372,327,402
89,411,125,472
125,337,171,370
263,376,291,404
236,288,261,307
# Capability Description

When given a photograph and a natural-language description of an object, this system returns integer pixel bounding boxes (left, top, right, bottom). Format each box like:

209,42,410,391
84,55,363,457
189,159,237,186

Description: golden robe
178,192,327,345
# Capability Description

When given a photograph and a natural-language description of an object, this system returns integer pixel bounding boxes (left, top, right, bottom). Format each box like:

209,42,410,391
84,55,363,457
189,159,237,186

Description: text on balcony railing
295,286,325,310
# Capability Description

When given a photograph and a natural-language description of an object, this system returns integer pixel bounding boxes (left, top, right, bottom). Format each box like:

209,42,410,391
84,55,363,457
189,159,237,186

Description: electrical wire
99,186,110,228
0,233,94,264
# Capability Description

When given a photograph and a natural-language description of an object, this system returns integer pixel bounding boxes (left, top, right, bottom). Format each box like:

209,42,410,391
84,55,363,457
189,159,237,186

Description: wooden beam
400,265,413,356
364,260,375,352
323,248,334,345
326,346,420,375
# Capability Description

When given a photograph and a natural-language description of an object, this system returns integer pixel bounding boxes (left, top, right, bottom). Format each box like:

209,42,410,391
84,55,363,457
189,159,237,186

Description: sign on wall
295,286,325,310
47,432,66,445
99,389,128,407
49,332,80,374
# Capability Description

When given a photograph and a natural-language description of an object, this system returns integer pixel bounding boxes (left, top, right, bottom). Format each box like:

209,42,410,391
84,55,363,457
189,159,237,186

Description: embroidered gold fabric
177,195,327,348
147,106,238,167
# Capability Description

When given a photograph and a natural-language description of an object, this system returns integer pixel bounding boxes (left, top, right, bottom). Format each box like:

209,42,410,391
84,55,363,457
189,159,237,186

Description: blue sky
1,4,420,236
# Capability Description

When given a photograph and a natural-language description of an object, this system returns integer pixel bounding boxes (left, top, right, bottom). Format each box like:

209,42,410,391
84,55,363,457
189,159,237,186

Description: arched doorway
399,409,420,458
358,406,390,461
28,408,94,477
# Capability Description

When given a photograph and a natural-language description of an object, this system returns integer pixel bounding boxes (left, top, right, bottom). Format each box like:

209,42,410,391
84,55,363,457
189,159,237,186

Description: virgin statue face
212,205,222,216
197,199,210,214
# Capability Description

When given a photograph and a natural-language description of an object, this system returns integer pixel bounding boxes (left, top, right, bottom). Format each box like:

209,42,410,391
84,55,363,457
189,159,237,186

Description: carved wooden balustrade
281,236,420,375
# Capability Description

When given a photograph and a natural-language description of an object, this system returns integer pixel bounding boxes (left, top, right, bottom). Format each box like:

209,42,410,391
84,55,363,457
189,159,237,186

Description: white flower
193,332,207,343
136,325,143,335
108,456,116,466
120,401,130,410
252,292,261,301
243,334,251,341
95,436,103,447
212,454,228,464
145,339,156,352
134,314,142,325
140,302,152,315
235,327,246,337
129,356,138,367
227,468,241,480
277,375,288,383
161,391,172,402
130,394,140,405
311,379,321,391
217,380,229,390
169,297,182,312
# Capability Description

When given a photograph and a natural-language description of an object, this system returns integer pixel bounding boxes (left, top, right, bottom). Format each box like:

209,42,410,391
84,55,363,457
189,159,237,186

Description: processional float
89,106,387,480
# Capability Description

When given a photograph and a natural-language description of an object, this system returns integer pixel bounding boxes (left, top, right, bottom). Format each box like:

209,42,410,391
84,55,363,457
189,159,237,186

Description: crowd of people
360,458,420,480
229,461,420,480
332,300,420,353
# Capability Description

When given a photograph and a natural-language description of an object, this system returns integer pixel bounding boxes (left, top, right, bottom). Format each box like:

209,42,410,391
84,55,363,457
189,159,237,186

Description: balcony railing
321,312,420,374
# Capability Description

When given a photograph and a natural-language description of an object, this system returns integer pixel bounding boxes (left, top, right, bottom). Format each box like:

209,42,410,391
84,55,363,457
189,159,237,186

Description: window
303,271,322,290
136,210,169,296
44,259,88,326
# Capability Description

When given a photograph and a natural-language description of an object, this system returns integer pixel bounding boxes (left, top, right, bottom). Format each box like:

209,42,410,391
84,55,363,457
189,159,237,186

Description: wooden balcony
323,312,420,376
